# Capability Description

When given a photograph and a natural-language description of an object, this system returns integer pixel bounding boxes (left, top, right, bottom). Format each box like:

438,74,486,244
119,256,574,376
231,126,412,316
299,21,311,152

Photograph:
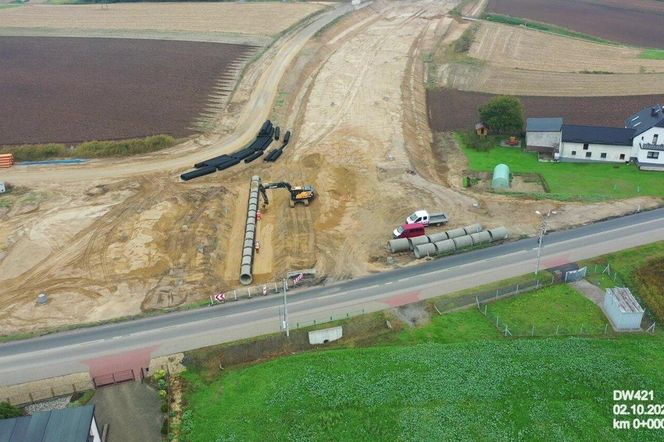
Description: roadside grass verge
639,49,664,60
581,241,664,323
455,132,664,200
0,135,176,161
483,13,615,45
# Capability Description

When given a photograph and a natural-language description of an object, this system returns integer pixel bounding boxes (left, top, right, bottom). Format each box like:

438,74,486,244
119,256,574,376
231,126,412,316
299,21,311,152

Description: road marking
385,282,393,285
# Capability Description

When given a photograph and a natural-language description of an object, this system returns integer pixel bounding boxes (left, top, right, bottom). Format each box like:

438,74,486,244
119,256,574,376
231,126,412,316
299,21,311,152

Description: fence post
484,305,487,316
516,284,519,294
555,324,559,335
476,296,480,309
209,295,213,306
531,325,535,337
496,316,499,327
551,275,554,285
248,288,252,298
604,323,608,335
613,273,617,281
536,279,540,289
234,290,237,301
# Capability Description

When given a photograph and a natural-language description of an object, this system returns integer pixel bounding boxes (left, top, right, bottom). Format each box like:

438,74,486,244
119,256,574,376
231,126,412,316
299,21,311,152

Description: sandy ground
0,0,661,335
0,3,324,38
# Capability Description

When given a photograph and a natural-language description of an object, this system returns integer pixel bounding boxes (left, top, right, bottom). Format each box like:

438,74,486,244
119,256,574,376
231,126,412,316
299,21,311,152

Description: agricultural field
486,0,664,48
470,22,664,74
0,3,324,40
181,313,664,440
427,88,664,131
0,37,256,145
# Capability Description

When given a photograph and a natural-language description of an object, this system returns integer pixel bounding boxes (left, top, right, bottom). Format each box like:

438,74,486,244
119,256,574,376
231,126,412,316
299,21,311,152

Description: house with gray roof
0,404,101,442
525,105,664,170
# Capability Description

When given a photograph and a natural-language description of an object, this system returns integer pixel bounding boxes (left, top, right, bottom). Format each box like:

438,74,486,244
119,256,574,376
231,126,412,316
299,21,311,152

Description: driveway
90,381,162,442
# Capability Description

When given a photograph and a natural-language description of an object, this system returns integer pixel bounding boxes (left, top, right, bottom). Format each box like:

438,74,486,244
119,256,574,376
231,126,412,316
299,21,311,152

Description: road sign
293,273,303,285
214,293,226,303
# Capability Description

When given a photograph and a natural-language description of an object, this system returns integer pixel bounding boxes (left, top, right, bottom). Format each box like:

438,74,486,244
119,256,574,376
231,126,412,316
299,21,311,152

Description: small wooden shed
475,122,488,137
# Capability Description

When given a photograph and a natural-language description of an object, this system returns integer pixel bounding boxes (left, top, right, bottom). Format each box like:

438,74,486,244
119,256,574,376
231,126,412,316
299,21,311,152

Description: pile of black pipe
181,120,282,180
264,130,292,163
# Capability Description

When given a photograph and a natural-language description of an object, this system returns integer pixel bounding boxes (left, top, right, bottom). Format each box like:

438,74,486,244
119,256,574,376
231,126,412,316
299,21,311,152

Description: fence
292,309,366,330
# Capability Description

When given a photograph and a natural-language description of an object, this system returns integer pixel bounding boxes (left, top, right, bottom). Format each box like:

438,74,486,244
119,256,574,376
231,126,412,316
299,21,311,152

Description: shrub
1,144,67,161
161,402,169,413
153,369,167,381
157,379,168,390
161,418,169,435
633,257,664,322
0,402,22,419
159,389,167,398
454,23,479,53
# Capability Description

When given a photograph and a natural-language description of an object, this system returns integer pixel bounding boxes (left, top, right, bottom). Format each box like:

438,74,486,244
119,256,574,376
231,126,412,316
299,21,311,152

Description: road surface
0,208,662,386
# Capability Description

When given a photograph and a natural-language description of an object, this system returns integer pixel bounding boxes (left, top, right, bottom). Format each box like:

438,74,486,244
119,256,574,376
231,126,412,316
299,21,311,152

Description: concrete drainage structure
240,175,261,285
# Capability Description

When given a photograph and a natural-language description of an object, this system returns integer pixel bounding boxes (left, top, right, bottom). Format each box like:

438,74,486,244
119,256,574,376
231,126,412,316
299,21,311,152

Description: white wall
559,142,632,162
633,127,664,166
90,415,102,442
526,131,561,149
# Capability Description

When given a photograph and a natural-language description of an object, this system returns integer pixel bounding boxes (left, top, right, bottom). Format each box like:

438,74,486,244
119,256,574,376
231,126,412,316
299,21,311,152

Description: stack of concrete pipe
240,176,261,285
409,225,508,259
387,224,484,254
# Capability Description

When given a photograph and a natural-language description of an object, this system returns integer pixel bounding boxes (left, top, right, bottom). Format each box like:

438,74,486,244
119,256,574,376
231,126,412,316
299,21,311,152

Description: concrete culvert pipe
488,226,508,242
427,232,448,243
244,239,254,249
453,235,473,249
241,256,252,266
246,230,255,241
446,227,466,239
247,217,256,226
248,209,256,219
388,238,410,253
434,239,456,254
408,235,430,250
414,243,437,259
470,231,491,245
240,265,253,285
463,223,482,235
243,246,253,256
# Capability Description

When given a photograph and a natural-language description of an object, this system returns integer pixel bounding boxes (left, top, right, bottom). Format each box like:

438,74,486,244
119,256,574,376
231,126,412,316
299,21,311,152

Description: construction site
0,0,661,335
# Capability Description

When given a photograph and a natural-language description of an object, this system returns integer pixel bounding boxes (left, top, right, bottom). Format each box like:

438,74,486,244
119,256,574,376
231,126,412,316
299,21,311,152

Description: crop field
470,22,664,74
0,37,256,145
486,0,664,48
427,88,664,131
182,332,664,440
456,135,664,201
0,3,324,38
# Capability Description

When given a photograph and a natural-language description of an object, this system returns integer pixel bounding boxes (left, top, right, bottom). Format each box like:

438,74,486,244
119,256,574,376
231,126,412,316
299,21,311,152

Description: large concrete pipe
453,235,473,249
427,232,448,243
446,227,466,239
463,223,483,235
488,226,508,242
388,238,410,253
434,239,456,254
409,235,430,250
470,231,491,245
414,243,437,259
240,176,262,285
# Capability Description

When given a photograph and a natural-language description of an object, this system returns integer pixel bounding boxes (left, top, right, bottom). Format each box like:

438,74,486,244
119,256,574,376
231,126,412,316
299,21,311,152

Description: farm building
603,287,644,331
491,163,510,189
525,118,562,155
525,104,664,170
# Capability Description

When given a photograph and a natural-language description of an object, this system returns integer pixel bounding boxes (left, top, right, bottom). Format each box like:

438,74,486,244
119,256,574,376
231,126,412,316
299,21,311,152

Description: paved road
1,2,355,185
1,208,662,386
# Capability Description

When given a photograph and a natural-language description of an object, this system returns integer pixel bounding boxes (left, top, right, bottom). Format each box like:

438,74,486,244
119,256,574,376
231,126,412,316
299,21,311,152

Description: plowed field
0,37,256,145
427,88,664,131
486,0,664,48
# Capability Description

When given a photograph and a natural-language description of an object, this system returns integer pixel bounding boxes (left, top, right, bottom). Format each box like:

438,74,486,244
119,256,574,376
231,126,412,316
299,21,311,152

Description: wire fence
293,309,367,330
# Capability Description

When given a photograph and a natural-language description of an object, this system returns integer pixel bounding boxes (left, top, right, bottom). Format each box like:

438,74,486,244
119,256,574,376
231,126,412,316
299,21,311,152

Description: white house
525,104,664,171
558,125,634,163
626,104,664,170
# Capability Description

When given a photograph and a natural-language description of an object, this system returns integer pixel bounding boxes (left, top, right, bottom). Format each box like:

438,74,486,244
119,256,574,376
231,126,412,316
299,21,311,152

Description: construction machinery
258,182,315,208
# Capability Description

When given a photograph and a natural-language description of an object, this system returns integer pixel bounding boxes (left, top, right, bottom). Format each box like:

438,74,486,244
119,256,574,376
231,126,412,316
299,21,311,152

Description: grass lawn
456,134,664,200
396,309,500,345
182,334,664,441
639,49,664,60
485,284,609,335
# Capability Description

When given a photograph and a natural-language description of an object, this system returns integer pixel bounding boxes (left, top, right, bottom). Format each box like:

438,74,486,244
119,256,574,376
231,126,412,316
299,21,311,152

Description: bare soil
0,3,324,37
487,0,664,48
0,37,257,145
427,88,664,131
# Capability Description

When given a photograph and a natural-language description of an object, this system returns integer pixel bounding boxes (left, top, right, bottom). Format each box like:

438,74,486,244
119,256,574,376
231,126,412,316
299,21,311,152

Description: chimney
652,107,659,116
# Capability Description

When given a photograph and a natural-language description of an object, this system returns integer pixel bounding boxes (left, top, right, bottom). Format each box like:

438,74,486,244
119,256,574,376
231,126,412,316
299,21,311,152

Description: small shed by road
603,287,644,330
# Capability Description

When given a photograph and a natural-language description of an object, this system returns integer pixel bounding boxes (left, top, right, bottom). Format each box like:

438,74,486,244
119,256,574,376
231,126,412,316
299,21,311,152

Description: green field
486,284,609,335
182,334,664,441
456,134,664,200
639,49,664,60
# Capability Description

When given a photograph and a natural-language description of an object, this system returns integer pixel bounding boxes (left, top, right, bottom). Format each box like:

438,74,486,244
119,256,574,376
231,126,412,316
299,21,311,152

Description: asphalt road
1,208,662,386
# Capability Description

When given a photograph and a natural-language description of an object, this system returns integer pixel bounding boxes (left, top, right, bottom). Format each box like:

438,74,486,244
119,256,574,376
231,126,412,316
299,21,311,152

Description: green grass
0,135,175,161
182,334,664,441
483,13,615,45
456,133,664,200
397,309,500,344
486,284,609,335
639,49,664,60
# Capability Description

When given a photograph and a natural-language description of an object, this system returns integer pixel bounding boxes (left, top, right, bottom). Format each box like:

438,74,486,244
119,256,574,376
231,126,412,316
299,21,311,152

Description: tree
478,96,524,134
0,402,22,419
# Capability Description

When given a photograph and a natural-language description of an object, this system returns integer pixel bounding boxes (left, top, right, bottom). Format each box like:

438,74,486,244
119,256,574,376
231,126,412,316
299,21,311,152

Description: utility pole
282,278,289,337
535,210,556,275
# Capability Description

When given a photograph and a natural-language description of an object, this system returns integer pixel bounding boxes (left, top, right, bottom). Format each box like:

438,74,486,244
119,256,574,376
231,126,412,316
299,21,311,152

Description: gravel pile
24,395,72,415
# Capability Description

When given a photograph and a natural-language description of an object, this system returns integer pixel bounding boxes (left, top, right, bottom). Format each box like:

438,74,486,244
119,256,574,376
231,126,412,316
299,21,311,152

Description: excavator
258,182,315,208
